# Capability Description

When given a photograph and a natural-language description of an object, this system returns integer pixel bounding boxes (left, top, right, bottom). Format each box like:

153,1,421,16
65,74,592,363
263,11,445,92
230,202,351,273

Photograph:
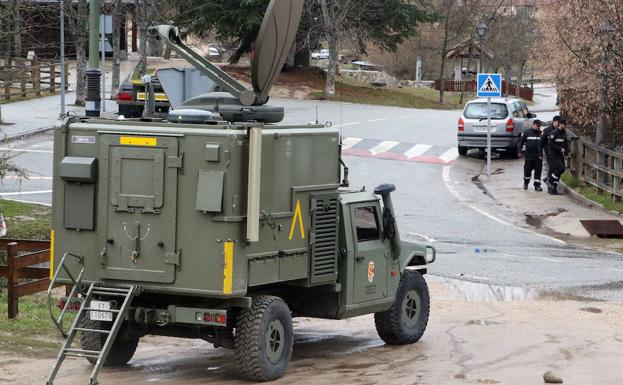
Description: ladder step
82,308,121,313
74,328,111,334
64,348,102,355
93,287,132,293
64,352,100,359
91,291,131,297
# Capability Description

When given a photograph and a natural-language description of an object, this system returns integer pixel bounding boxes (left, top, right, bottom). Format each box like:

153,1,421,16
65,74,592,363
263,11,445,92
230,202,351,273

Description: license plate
90,300,113,322
473,125,490,133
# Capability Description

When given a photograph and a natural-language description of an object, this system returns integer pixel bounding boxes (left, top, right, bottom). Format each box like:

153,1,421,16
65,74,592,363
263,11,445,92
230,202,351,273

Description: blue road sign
477,73,502,98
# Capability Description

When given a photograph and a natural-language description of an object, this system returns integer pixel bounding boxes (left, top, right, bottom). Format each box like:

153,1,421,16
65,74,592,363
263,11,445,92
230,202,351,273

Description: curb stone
560,180,622,218
1,125,54,143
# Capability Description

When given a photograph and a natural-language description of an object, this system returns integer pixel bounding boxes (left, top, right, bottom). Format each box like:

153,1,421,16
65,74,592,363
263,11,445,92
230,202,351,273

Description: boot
524,182,529,190
535,184,543,192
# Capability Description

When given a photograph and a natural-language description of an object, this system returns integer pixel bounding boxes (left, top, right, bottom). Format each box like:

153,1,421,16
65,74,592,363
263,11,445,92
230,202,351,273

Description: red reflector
215,314,226,324
204,313,214,323
116,92,134,101
391,271,398,277
458,117,464,132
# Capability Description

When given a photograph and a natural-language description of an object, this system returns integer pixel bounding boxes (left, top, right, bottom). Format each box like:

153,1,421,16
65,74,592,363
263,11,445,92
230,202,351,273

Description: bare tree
111,0,125,99
135,0,157,77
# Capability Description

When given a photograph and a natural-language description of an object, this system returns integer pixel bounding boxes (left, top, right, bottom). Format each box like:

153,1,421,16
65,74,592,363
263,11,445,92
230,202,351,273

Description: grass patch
561,173,623,214
0,292,62,357
0,199,51,240
310,81,469,110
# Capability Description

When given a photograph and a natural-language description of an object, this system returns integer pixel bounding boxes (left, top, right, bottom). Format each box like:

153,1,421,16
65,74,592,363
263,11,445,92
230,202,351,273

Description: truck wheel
79,317,139,366
374,270,430,345
458,146,468,156
235,296,294,382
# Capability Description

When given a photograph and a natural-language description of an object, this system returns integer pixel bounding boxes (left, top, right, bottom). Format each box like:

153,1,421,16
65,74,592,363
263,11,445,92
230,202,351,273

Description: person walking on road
520,119,544,191
547,118,570,195
541,115,561,185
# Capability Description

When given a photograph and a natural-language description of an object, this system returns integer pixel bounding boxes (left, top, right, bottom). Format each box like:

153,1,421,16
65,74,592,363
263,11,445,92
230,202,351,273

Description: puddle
429,275,595,302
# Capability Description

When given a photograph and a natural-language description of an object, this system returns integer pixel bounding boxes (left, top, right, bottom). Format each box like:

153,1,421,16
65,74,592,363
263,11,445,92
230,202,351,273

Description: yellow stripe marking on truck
120,136,157,147
223,241,234,295
288,199,305,240
136,92,169,102
49,229,55,279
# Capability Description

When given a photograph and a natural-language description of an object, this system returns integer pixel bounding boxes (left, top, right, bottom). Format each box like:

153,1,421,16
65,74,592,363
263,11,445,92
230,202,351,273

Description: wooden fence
569,135,623,202
1,57,69,102
434,79,534,101
0,238,53,319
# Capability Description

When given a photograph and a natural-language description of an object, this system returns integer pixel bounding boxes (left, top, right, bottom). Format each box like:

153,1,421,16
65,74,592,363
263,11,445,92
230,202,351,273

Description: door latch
131,222,141,263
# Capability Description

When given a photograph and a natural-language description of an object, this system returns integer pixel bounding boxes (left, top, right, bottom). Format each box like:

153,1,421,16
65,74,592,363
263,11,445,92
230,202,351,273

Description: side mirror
526,112,537,119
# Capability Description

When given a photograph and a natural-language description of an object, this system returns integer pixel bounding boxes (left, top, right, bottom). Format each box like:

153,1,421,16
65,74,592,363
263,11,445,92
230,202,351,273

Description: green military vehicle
45,1,435,384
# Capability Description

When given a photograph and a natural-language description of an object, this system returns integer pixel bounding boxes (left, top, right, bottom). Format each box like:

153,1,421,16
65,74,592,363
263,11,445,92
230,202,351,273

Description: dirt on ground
1,278,622,385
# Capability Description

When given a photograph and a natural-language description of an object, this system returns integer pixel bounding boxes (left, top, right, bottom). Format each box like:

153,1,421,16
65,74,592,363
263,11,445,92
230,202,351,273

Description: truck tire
458,146,468,156
374,270,430,345
79,317,139,366
234,296,294,382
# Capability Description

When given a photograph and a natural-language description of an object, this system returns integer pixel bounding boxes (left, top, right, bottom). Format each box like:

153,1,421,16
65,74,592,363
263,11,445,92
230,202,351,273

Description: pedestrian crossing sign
477,73,502,97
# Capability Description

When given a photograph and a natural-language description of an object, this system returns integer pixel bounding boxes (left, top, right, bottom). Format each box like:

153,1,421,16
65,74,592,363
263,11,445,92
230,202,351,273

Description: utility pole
89,0,100,69
60,0,66,116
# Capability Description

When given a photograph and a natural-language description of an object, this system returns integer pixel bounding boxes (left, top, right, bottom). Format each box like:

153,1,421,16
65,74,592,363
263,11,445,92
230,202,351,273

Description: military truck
45,1,435,384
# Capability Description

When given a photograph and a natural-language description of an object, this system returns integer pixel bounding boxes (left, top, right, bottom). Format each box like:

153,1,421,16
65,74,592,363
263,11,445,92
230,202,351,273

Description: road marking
455,274,492,281
0,147,53,154
441,165,566,245
341,137,362,150
0,198,51,207
439,148,459,163
532,256,563,263
4,175,52,180
404,144,433,158
336,122,360,127
367,118,387,123
369,141,399,155
0,190,53,196
406,231,437,243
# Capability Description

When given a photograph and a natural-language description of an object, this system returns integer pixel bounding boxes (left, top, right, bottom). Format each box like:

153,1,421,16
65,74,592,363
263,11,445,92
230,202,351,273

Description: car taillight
458,117,464,132
506,119,514,133
117,92,134,101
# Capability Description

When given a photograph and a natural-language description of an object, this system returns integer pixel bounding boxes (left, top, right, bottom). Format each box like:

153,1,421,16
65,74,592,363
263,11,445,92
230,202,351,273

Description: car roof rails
151,0,304,107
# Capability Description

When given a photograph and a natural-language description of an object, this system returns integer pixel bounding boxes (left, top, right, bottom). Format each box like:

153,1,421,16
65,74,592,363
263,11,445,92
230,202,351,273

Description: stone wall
339,69,433,89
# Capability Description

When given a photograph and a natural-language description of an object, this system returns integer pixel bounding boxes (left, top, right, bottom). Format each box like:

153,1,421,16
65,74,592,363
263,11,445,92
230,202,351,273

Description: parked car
117,68,170,118
311,49,330,60
457,97,537,158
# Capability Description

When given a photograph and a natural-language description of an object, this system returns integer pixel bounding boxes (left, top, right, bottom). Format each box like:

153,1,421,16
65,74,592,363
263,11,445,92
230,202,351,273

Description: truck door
98,134,181,284
350,203,388,304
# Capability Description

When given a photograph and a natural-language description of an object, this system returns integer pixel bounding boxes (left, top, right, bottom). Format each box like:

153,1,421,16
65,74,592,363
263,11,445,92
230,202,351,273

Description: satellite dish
251,0,304,105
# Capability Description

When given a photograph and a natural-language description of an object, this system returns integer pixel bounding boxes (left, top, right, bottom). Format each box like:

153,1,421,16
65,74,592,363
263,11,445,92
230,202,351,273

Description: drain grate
580,220,623,238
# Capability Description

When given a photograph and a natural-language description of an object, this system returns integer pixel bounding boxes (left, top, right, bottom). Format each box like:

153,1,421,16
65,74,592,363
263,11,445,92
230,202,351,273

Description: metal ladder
46,253,136,385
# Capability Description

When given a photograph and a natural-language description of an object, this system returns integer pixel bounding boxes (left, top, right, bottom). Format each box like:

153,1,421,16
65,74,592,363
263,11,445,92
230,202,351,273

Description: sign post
477,73,502,177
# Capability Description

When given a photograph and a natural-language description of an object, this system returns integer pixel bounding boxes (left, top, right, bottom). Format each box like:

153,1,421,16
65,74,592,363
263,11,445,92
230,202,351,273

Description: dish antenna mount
152,0,304,107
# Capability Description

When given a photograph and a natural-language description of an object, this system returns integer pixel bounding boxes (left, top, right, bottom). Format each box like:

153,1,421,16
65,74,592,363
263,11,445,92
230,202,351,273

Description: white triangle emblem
479,75,500,93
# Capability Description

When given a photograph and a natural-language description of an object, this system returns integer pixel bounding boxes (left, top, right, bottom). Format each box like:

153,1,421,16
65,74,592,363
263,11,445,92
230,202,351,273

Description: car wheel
458,146,468,156
507,141,521,159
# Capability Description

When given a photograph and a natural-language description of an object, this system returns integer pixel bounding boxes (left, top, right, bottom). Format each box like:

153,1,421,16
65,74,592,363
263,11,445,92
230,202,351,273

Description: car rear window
464,103,509,120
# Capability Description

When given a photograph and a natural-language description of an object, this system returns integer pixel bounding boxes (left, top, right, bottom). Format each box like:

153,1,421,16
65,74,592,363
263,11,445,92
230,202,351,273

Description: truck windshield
464,103,508,120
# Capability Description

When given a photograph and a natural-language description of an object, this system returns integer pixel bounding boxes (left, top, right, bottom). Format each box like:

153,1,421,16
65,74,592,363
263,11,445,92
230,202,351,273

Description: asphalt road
2,92,623,300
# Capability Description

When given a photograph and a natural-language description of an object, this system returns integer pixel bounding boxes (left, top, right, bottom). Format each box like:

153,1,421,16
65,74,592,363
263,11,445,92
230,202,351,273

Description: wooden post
17,58,26,98
578,140,585,186
49,62,56,93
7,242,18,319
32,59,41,96
613,156,621,202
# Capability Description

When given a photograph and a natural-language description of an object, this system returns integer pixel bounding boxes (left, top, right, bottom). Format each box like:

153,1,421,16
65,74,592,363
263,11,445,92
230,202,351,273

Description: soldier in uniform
541,115,561,185
547,118,570,195
520,119,544,191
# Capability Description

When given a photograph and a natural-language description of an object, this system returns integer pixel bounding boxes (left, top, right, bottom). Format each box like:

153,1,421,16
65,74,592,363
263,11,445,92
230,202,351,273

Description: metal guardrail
0,238,55,319
569,134,623,202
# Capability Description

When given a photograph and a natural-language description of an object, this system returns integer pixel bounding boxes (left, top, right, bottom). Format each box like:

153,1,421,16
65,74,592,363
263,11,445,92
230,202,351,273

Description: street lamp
476,21,487,73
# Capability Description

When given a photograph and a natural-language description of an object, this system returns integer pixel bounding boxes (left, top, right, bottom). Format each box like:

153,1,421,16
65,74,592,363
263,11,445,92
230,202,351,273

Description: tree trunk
319,0,337,96
111,2,122,99
12,3,22,58
75,44,87,106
